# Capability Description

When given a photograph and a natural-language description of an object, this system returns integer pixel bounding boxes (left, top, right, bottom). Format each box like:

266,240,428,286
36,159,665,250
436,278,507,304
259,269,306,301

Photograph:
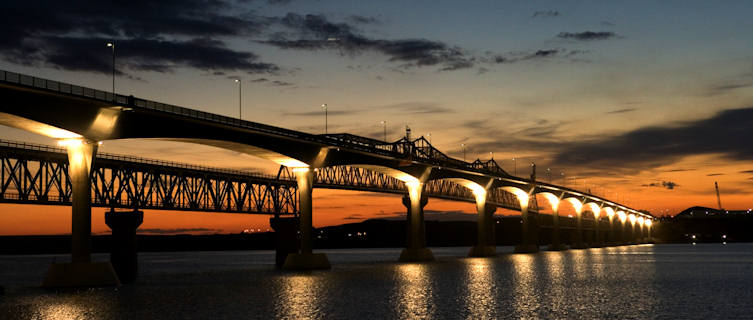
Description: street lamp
106,42,115,100
380,120,387,141
321,104,328,134
427,132,432,144
234,79,242,119
512,157,516,176
461,143,466,161
489,152,493,160
546,168,551,183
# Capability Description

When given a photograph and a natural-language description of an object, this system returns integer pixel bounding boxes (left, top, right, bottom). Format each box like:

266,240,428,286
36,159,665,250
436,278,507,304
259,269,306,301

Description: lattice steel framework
0,140,534,215
0,141,298,215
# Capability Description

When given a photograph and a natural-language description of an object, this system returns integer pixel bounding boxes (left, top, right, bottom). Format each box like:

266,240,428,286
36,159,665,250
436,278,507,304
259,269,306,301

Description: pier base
42,262,120,287
399,248,435,262
105,209,143,283
468,245,497,257
282,253,331,270
547,243,568,251
270,217,299,269
514,244,539,253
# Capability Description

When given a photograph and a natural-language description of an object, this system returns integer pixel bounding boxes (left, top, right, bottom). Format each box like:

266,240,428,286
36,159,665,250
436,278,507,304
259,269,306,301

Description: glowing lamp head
106,42,113,47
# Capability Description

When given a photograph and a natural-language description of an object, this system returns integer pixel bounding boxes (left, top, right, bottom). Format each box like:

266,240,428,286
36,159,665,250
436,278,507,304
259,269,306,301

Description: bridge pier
547,207,567,251
592,218,604,247
606,215,616,246
43,141,120,287
513,200,539,254
105,209,143,283
270,217,299,269
282,168,330,270
399,182,434,262
469,199,497,257
570,211,588,249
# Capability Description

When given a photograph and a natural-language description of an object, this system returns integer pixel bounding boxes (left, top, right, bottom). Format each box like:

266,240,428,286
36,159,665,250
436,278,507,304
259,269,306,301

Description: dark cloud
349,15,381,25
554,107,753,171
261,13,476,72
705,80,753,96
642,181,679,190
706,173,724,176
740,170,753,174
489,48,588,64
532,10,561,18
250,78,294,86
0,0,279,75
557,31,619,41
606,108,637,114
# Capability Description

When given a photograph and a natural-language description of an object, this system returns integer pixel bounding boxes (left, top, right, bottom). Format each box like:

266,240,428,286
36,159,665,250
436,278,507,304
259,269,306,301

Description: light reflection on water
392,264,434,319
462,258,497,319
275,274,325,319
512,254,540,317
3,244,753,319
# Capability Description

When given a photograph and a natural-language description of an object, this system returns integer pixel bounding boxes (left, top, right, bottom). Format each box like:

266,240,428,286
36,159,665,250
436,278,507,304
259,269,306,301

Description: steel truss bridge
0,140,528,216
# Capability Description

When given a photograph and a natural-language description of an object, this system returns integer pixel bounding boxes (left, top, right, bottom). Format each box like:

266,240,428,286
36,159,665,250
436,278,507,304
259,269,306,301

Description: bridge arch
583,202,601,220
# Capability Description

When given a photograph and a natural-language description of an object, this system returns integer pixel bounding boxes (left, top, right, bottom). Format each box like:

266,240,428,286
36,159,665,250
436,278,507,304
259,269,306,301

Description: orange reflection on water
276,274,324,319
394,264,433,319
35,302,89,319
463,258,497,318
512,254,540,315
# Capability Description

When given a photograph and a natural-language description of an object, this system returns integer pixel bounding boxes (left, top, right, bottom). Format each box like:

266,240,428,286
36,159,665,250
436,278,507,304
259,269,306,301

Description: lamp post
546,168,551,183
322,104,328,134
512,157,516,176
380,120,387,141
461,143,466,161
427,132,432,144
234,79,242,119
106,42,115,100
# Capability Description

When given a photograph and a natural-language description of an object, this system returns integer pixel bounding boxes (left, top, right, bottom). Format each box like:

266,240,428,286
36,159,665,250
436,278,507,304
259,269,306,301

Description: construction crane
715,181,723,210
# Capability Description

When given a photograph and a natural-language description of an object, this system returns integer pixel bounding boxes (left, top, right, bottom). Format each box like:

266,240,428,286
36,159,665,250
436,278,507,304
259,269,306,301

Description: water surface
1,244,751,319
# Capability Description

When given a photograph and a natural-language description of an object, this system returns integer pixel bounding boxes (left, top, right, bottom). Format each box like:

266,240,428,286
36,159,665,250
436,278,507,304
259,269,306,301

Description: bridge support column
43,140,120,287
606,216,616,246
592,219,604,248
469,189,496,257
514,195,539,253
547,207,567,251
270,217,299,269
399,182,434,262
570,211,587,249
282,168,330,270
105,209,143,283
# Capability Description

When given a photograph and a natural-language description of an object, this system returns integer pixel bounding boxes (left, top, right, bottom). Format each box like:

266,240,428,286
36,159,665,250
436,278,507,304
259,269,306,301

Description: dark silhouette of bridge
0,70,654,286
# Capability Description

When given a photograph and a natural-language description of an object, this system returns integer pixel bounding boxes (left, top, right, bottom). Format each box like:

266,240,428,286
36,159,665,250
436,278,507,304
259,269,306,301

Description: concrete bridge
0,70,654,286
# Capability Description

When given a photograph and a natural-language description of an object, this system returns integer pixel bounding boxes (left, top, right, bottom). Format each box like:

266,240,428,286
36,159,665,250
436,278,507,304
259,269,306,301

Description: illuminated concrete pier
469,185,497,257
399,181,435,262
43,140,120,287
282,168,330,270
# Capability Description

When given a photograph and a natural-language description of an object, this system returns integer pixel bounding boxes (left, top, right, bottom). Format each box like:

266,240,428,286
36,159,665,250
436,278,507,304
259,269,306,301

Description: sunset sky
1,0,752,235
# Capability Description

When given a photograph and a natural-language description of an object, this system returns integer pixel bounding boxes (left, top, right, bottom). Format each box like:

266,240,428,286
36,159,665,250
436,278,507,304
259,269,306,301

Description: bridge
0,70,654,286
